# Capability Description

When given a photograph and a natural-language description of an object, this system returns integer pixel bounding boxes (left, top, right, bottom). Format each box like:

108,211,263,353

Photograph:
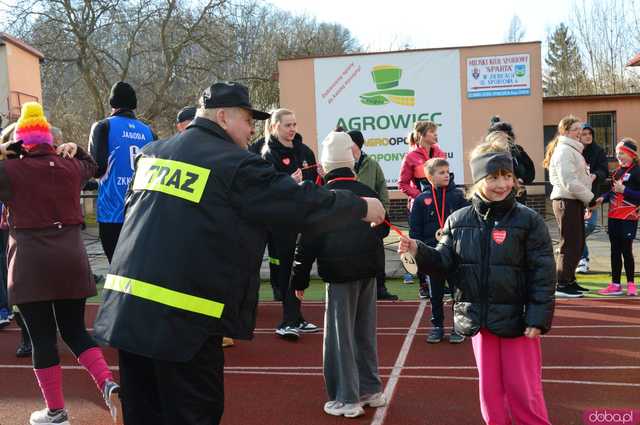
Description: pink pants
471,329,551,425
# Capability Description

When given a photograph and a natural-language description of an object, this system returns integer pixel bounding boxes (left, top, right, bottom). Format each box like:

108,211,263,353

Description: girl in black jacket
261,108,320,340
399,140,555,425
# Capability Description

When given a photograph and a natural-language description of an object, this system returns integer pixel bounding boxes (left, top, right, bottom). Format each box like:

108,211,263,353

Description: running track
0,298,638,424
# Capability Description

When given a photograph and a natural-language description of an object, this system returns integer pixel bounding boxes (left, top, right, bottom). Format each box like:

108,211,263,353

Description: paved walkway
84,216,638,279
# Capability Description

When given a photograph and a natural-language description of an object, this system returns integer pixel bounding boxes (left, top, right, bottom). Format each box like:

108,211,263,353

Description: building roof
279,41,541,62
627,52,640,67
0,32,44,60
544,92,640,101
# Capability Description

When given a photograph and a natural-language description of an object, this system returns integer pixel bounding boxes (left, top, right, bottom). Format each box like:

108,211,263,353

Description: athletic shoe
222,337,235,348
573,282,590,292
627,282,638,296
426,327,444,344
597,283,623,296
275,325,299,341
323,401,365,418
360,392,387,407
29,408,70,425
297,321,320,333
102,379,120,422
403,273,414,284
0,308,10,329
16,339,32,358
555,284,584,298
418,284,430,299
575,258,589,274
448,331,465,344
377,289,399,301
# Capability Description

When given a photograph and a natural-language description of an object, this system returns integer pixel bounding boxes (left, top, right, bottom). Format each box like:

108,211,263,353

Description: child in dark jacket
410,158,468,343
595,138,640,296
398,139,555,425
291,131,390,419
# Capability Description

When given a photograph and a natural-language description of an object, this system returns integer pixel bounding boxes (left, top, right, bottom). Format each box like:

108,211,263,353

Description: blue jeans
581,209,598,261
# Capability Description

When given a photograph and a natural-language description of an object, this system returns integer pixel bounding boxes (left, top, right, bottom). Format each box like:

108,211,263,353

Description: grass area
88,274,628,303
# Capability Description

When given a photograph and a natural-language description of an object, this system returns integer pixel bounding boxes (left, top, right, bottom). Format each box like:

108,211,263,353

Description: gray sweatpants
323,278,382,404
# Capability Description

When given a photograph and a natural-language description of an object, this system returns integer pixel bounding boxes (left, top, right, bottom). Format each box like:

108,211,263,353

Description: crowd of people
0,78,637,425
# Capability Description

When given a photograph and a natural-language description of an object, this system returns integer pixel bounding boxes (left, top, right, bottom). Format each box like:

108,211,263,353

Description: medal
432,185,446,242
400,252,418,275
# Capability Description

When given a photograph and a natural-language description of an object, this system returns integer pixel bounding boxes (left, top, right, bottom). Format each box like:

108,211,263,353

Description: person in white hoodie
543,115,594,297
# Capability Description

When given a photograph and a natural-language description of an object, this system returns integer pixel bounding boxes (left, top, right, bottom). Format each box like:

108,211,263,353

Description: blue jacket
410,178,468,247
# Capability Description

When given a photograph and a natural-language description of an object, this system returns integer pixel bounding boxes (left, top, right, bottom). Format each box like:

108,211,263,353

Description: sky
266,0,578,53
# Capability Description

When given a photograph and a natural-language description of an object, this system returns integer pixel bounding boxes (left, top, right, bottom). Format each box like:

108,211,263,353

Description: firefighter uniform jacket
94,117,367,362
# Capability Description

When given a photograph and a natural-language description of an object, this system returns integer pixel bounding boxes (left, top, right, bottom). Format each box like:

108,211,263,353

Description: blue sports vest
97,116,153,223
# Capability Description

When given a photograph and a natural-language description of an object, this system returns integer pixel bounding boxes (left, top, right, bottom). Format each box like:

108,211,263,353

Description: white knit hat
321,131,355,173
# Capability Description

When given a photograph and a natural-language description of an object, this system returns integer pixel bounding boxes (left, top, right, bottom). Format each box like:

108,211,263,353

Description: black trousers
428,276,451,328
269,231,303,327
98,222,123,264
608,218,638,283
18,299,96,368
119,335,224,425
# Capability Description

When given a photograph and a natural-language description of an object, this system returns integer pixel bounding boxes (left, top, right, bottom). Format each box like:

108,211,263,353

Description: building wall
5,41,42,118
279,42,545,212
543,96,640,145
0,46,9,119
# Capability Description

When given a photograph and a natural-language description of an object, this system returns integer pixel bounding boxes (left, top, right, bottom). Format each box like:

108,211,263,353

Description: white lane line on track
251,331,640,339
221,365,640,370
370,299,427,425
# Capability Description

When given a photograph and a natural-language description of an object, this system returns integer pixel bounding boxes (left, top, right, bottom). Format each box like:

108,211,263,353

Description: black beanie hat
348,130,365,150
176,106,197,123
488,121,515,141
109,81,137,110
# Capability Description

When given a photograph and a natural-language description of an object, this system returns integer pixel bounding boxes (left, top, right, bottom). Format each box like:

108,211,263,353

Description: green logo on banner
360,65,416,107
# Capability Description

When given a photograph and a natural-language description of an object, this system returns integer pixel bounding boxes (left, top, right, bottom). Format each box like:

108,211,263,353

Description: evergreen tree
544,23,591,95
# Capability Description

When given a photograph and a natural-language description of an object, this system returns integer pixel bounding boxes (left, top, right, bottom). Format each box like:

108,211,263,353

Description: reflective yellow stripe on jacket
104,274,224,318
133,157,210,203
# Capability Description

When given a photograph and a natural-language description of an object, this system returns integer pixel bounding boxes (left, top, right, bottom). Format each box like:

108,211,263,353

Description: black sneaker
377,290,399,301
16,339,32,358
275,325,299,341
555,284,584,298
426,327,444,344
297,321,319,333
448,331,465,344
418,285,430,299
573,282,590,292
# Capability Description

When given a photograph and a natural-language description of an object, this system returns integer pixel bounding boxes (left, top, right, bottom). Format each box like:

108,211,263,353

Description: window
587,112,616,157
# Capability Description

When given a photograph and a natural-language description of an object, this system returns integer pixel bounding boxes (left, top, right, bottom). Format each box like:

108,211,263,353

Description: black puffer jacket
582,142,609,197
291,168,390,287
261,134,318,182
415,192,555,338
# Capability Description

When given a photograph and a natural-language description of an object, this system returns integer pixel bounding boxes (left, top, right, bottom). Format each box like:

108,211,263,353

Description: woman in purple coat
0,103,119,425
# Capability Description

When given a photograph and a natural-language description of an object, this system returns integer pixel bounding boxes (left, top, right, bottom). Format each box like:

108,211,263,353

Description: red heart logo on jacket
282,157,291,166
492,229,507,244
424,197,432,206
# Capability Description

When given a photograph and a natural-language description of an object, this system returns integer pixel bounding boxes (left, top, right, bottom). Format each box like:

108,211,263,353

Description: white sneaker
575,259,589,274
30,408,70,425
324,400,365,418
360,392,387,407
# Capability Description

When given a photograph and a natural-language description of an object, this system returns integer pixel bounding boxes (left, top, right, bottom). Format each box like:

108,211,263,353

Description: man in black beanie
89,81,157,263
348,130,397,301
176,106,197,133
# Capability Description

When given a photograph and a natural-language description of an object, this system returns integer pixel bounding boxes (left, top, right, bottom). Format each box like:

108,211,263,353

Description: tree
505,15,526,43
0,0,360,143
544,23,591,96
571,0,640,94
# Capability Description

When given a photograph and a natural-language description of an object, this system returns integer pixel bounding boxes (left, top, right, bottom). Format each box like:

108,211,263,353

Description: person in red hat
0,102,119,425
